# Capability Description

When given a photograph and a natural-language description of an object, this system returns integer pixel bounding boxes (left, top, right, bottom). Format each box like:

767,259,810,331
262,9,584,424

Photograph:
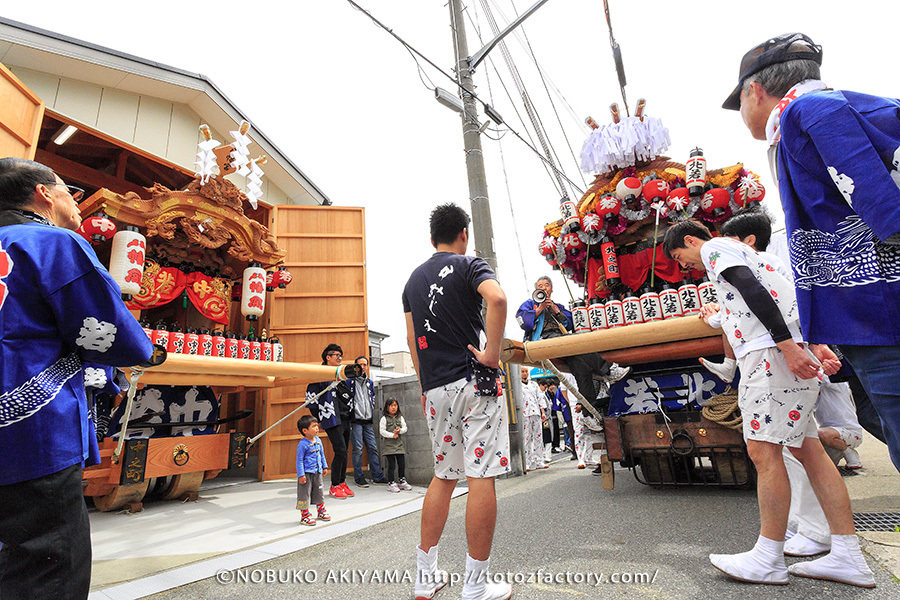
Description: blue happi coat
777,90,900,345
0,220,153,485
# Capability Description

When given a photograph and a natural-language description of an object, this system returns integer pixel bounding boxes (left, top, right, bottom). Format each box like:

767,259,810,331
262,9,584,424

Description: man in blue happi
0,158,154,599
724,32,900,587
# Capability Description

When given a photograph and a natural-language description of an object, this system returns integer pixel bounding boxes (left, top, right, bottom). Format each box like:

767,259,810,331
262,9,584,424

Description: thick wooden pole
502,317,721,363
126,355,359,384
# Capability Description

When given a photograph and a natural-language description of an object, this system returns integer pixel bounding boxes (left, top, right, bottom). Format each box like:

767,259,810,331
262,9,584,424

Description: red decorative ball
701,188,731,215
735,174,766,207
539,237,556,257
666,187,691,212
642,179,670,204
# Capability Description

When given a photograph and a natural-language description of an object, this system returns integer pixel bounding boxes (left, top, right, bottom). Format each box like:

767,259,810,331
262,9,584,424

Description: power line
346,0,584,196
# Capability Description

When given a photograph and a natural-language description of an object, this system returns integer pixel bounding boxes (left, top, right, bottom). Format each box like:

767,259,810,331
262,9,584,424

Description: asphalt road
147,457,899,599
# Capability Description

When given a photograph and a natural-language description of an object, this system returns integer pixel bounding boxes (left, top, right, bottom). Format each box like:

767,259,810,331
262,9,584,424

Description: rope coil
701,387,742,430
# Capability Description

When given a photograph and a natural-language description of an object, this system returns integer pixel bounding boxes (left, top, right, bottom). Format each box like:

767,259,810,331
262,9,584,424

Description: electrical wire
346,0,584,196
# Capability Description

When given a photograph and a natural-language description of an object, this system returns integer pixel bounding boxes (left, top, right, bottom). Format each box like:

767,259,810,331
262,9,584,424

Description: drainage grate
853,512,900,532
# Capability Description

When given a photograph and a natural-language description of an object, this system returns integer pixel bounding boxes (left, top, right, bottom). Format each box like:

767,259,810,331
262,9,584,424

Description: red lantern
642,179,670,205
581,212,602,233
701,188,731,217
539,237,558,265
596,193,621,220
735,174,766,208
616,177,643,209
77,213,116,245
666,187,691,213
231,282,243,302
275,266,293,289
265,270,276,292
562,232,584,254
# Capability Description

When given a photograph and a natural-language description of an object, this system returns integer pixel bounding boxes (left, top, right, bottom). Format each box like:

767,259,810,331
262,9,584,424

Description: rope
701,387,743,430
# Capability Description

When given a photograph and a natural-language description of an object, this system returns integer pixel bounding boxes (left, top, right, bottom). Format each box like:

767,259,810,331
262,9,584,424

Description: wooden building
0,17,368,483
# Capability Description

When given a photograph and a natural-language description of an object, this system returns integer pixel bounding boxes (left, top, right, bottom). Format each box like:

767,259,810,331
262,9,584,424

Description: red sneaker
329,485,347,499
317,507,331,521
340,482,355,497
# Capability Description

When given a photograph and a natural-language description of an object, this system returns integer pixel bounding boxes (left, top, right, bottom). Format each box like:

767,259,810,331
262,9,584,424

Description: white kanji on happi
76,317,118,353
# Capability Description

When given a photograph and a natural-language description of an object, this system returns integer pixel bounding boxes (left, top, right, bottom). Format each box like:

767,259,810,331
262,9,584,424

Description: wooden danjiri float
507,101,769,490
77,123,362,511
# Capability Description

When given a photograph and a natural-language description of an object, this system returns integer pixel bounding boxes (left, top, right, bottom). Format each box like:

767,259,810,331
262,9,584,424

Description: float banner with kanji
126,259,232,324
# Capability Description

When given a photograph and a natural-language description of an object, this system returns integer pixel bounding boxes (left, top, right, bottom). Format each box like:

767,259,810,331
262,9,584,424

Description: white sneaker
387,482,400,493
700,357,737,383
398,478,413,491
784,533,830,557
788,535,875,588
843,447,863,469
602,363,631,384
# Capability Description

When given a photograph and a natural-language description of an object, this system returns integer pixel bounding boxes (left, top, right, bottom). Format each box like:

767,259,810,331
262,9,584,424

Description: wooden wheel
92,481,150,512
161,471,204,501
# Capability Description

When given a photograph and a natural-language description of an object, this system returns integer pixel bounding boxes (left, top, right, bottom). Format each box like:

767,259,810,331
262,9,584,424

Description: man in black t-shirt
403,203,511,600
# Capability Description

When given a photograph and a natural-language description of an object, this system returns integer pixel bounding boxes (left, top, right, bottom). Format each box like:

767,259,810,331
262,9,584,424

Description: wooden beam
35,149,148,198
116,150,128,180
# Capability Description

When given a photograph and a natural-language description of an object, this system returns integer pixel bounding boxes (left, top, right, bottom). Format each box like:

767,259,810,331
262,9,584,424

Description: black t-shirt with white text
402,252,497,392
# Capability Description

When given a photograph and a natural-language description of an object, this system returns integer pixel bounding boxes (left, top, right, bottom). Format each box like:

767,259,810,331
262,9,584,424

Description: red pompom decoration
642,179,670,205
666,187,691,212
596,193,622,220
701,188,731,217
581,212,602,233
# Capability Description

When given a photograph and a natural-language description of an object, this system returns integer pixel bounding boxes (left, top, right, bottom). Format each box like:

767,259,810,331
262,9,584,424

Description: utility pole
448,0,497,273
447,0,552,477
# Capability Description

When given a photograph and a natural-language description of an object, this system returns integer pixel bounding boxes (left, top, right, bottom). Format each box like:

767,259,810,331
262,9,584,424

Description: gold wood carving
79,176,286,268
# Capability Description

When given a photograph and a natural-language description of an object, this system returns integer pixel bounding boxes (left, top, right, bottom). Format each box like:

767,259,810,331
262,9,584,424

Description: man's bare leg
788,437,853,534
465,477,497,560
420,476,457,551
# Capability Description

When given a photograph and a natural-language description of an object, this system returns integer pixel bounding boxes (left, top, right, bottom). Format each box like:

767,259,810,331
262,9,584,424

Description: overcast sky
6,1,900,353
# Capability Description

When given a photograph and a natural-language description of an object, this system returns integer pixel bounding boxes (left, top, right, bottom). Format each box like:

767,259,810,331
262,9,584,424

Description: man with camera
516,276,630,415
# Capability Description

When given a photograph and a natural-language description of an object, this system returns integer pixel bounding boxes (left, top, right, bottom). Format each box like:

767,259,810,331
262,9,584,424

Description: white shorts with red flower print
738,345,821,448
424,377,511,480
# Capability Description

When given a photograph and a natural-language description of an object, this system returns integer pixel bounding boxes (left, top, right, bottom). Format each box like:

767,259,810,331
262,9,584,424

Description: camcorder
532,288,547,304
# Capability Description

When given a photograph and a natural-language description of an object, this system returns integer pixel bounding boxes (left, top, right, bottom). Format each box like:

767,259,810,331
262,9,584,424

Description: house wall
9,65,297,207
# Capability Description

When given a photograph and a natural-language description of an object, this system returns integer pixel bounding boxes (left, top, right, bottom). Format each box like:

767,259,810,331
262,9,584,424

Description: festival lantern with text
700,187,731,219
642,179,670,207
666,187,691,214
108,226,146,301
274,266,293,289
562,232,585,255
559,198,580,233
265,270,276,292
241,263,266,321
686,147,707,197
77,212,116,245
597,193,621,221
539,237,558,267
735,172,766,208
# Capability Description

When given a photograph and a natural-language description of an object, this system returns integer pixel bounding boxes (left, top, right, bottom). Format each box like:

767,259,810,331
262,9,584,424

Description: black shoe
354,479,370,488
569,456,578,461
372,478,388,485
551,448,561,454
591,465,604,476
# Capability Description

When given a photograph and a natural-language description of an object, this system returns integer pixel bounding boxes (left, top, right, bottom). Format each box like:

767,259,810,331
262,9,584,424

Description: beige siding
54,78,102,126
96,88,139,143
8,66,60,107
265,180,289,206
133,96,172,157
167,103,201,169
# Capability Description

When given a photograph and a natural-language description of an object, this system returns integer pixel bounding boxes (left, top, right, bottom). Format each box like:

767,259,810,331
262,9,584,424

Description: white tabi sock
415,544,448,599
461,554,512,600
709,535,788,584
789,534,875,588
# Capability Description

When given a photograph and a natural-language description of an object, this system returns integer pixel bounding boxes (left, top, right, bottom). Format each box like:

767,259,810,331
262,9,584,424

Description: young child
296,415,330,526
379,398,412,493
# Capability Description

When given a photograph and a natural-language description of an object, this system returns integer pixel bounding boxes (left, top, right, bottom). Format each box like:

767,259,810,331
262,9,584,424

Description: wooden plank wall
263,205,369,481
0,62,44,159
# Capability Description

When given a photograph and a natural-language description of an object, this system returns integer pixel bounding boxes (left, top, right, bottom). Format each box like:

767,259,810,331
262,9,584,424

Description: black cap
722,33,822,111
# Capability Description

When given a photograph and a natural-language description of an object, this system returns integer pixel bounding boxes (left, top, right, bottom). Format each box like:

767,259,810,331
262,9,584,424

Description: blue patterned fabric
0,222,153,485
777,90,900,345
